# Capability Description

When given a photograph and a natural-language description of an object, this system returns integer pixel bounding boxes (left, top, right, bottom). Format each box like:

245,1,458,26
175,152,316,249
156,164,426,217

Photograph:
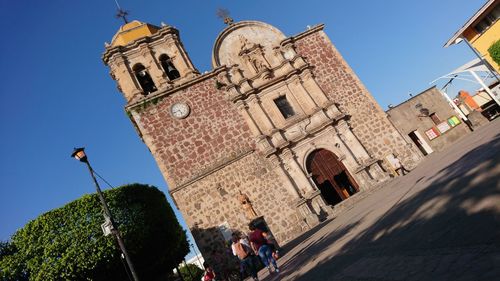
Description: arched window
159,54,181,80
133,64,157,94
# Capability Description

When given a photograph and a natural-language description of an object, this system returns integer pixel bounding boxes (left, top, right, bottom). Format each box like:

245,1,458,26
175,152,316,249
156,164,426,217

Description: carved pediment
212,21,286,77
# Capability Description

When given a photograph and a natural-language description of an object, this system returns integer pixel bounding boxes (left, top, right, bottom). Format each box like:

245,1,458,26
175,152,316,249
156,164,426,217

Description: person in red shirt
248,223,279,273
202,262,216,281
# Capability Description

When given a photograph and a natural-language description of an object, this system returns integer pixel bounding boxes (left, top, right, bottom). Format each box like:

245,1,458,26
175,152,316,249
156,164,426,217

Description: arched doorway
306,149,359,206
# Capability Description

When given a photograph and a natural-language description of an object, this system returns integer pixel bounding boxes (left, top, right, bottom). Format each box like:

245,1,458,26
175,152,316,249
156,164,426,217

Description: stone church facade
102,19,420,254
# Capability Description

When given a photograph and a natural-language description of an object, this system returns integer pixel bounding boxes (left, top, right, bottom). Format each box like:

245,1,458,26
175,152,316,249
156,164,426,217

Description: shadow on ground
264,132,500,281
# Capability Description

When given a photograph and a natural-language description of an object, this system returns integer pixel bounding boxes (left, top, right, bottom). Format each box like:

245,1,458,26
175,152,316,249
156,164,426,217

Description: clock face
170,102,190,119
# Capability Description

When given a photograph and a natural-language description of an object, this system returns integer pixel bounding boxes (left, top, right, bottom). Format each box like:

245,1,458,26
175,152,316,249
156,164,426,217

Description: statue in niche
253,58,265,72
249,56,270,75
238,191,258,219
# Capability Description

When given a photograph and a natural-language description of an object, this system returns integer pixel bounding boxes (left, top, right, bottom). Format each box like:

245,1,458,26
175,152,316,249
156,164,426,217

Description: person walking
262,231,280,260
231,233,259,281
392,156,410,176
202,262,216,281
248,223,279,274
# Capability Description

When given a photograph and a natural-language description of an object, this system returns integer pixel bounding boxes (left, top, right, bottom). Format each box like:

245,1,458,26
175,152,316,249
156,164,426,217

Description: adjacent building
387,86,471,156
445,0,500,72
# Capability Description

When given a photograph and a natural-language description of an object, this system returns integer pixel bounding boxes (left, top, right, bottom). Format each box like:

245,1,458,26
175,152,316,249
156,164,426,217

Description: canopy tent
431,58,500,107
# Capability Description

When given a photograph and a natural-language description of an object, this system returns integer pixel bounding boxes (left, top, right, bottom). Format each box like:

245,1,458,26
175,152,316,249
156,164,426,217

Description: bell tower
102,20,198,104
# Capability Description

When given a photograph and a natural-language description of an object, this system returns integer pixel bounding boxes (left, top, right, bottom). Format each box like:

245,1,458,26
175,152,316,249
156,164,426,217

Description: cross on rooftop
216,8,234,25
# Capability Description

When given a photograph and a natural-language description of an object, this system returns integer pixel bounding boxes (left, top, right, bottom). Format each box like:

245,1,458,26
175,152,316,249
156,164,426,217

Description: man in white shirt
392,156,410,176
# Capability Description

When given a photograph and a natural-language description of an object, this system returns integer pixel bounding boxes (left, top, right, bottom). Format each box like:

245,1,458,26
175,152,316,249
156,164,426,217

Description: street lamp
71,147,140,281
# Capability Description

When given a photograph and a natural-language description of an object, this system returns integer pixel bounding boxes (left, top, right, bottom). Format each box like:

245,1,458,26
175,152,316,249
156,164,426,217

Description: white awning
447,58,489,75
430,58,490,85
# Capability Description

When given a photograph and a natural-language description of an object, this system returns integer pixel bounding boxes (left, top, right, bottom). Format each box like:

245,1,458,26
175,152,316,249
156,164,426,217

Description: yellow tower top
110,20,161,47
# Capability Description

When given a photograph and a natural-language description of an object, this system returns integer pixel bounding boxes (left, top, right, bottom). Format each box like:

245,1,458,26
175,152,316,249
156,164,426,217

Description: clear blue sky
0,0,483,251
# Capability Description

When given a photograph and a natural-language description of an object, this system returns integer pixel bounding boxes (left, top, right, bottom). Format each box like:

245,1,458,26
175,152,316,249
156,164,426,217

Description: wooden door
307,149,359,205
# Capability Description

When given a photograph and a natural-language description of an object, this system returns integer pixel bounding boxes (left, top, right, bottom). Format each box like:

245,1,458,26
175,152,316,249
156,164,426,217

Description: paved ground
258,118,500,281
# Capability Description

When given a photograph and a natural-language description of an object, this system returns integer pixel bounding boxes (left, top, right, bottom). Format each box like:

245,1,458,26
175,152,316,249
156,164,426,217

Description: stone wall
293,27,420,168
172,152,306,254
130,74,254,186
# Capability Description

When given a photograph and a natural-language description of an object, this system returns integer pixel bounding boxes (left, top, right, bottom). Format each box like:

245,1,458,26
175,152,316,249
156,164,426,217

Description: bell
167,63,180,79
166,63,176,72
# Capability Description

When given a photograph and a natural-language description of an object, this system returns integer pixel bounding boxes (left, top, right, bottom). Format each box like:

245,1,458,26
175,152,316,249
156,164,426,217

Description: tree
0,184,189,281
178,263,204,281
488,39,500,67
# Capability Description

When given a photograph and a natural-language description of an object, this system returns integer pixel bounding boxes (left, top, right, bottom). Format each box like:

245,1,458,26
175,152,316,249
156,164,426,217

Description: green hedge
488,39,500,66
0,184,189,281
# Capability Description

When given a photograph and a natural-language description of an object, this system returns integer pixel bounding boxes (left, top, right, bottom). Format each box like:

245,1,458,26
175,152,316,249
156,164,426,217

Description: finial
114,0,129,24
216,8,234,25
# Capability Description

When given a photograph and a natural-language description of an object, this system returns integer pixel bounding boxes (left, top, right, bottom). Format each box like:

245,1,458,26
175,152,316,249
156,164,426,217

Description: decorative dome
110,20,161,47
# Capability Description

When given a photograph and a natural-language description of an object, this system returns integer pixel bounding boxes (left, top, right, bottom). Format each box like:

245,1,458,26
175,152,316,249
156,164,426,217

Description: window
159,54,180,80
429,113,441,125
473,4,500,33
274,96,295,119
133,64,157,94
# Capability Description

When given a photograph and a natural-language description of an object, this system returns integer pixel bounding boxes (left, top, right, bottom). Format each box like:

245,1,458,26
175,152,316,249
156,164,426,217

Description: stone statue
238,191,258,219
239,35,251,51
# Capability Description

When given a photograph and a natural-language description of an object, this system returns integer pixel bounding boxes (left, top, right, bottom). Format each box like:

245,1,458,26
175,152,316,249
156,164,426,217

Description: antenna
216,8,233,25
114,0,129,24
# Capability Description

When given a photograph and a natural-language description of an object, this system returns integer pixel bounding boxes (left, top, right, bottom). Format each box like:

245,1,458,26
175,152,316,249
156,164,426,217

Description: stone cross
216,8,234,25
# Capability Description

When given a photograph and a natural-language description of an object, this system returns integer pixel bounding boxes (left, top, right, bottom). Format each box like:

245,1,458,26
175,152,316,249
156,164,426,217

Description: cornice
102,26,180,64
228,59,311,103
169,149,254,195
281,24,325,45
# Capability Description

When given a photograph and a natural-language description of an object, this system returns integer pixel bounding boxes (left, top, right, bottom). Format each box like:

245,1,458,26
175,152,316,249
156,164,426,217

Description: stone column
236,100,262,136
336,120,388,184
139,44,166,88
287,77,319,113
111,55,142,101
281,148,316,194
247,94,276,134
300,70,330,107
267,155,302,199
172,41,198,77
336,120,370,163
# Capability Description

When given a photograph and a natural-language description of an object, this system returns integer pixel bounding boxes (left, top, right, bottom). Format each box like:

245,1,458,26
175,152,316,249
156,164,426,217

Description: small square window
430,113,441,125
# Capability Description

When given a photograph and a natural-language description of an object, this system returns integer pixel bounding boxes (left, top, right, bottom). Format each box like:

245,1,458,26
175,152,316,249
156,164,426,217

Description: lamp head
71,147,88,163
454,37,464,44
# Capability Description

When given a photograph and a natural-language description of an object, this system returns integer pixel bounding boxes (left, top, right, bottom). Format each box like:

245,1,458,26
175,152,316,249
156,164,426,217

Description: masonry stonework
103,20,421,257
129,76,254,186
293,29,421,168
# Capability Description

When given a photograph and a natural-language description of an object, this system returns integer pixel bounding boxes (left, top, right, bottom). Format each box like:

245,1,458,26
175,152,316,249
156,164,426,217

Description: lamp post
71,147,140,281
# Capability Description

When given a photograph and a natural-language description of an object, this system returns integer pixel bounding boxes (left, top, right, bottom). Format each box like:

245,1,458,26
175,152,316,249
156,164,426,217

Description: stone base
295,197,321,228
304,213,321,227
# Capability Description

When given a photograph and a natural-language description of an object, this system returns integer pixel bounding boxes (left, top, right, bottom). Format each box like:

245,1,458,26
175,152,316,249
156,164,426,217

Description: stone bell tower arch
102,20,199,104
